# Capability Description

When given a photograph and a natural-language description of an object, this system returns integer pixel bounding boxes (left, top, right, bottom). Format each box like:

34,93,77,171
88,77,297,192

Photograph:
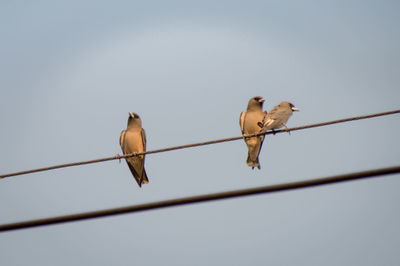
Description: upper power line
0,109,399,179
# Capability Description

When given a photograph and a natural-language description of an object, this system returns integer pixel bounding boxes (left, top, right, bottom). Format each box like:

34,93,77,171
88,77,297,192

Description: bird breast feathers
122,130,145,154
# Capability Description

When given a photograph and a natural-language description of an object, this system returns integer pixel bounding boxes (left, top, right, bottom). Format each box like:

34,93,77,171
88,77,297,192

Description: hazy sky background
1,1,400,265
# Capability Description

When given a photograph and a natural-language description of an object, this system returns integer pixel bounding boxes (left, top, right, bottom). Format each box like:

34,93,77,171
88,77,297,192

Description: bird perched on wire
239,96,267,169
259,101,299,133
120,112,149,187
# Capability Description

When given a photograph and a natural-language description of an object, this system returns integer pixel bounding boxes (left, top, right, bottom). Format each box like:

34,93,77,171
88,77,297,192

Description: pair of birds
120,97,298,187
239,96,299,169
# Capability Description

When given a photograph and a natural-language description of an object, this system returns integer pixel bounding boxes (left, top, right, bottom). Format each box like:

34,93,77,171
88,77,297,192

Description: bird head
280,102,299,112
127,112,142,127
247,96,265,111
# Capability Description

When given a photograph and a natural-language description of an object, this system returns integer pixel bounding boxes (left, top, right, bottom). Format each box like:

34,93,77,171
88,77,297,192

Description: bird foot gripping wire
116,152,139,163
284,126,291,135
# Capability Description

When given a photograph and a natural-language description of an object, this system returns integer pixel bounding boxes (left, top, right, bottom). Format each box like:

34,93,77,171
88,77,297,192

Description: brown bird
261,101,299,132
239,96,267,169
119,112,149,187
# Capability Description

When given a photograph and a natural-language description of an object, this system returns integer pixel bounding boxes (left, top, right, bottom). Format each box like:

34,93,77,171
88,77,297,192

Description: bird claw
284,126,291,135
116,154,122,163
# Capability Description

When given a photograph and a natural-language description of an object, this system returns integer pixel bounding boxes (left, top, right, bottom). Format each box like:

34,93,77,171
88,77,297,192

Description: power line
0,165,399,233
0,109,399,179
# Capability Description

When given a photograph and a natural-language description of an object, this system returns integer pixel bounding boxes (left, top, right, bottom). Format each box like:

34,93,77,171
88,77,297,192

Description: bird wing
258,111,267,148
140,128,149,184
126,160,143,187
141,128,146,151
260,111,267,127
263,106,291,130
239,111,245,134
266,105,279,119
119,130,126,148
263,116,276,128
269,105,291,120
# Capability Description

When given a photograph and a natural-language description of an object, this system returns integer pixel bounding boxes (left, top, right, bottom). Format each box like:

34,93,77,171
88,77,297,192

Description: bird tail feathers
247,154,261,169
141,169,149,185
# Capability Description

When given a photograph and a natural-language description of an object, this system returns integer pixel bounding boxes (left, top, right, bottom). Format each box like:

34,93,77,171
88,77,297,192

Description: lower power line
1,165,399,233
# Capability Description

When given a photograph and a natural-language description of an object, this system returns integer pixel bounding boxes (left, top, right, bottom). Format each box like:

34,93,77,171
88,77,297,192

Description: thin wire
1,165,399,232
1,109,399,179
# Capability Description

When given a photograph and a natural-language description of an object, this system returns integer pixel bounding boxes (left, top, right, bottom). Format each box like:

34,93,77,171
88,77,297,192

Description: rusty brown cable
0,109,399,179
0,165,399,232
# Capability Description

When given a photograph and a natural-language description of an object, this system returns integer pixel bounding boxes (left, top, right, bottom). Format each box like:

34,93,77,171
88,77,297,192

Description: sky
1,1,400,265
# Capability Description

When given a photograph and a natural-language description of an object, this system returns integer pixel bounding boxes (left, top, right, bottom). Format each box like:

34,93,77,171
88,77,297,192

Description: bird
260,101,299,133
119,112,149,187
239,96,267,169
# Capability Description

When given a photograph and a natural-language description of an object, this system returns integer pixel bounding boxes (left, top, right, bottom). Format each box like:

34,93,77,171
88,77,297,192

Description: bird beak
291,107,299,112
259,98,265,103
129,112,135,118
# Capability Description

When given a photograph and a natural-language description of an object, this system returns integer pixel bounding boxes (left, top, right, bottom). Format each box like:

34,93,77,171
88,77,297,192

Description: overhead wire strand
0,165,399,232
0,109,399,179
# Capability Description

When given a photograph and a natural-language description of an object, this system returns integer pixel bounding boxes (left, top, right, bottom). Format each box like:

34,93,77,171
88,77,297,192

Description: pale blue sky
1,1,400,265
